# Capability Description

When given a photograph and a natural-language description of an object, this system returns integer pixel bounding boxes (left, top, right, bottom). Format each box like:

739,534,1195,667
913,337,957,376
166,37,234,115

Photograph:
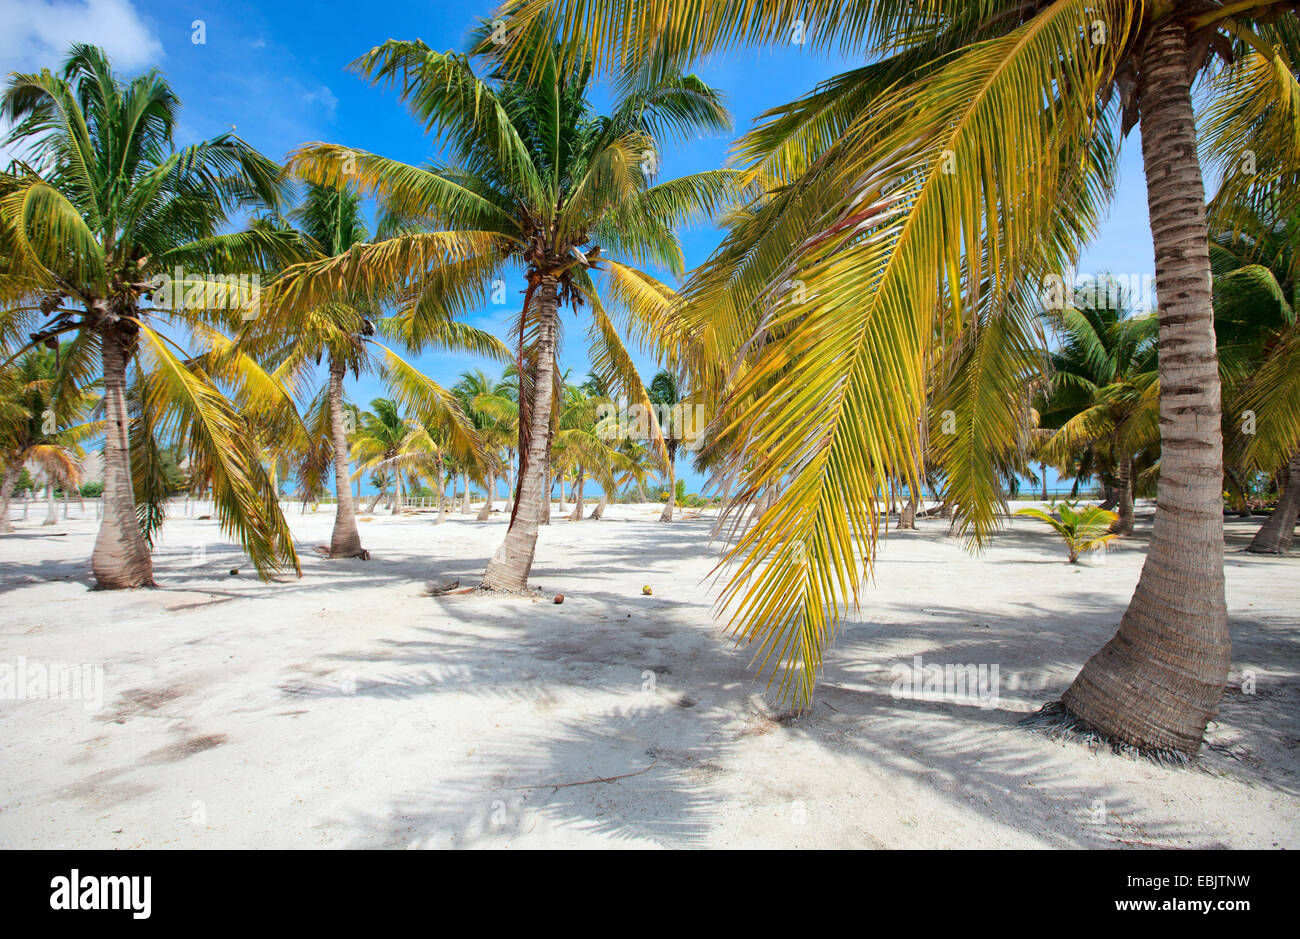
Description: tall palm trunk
1114,452,1134,536
1060,21,1229,755
327,358,366,559
589,492,608,519
1041,462,1049,501
1247,449,1300,554
659,443,677,522
92,323,153,588
568,467,585,520
477,472,493,520
461,472,471,513
482,276,559,591
0,460,20,533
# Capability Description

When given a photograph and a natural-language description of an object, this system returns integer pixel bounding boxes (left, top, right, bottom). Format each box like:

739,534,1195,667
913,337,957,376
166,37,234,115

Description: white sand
0,501,1296,849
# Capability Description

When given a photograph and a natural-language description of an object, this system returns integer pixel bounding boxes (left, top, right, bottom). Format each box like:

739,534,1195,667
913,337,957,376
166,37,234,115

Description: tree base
1019,701,1193,768
329,548,370,560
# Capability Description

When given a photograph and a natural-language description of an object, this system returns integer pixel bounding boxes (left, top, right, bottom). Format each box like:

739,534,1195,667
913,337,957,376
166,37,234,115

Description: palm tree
279,30,735,593
0,44,306,587
490,1,1300,754
1016,503,1120,563
647,369,686,522
1212,201,1300,553
0,345,96,531
351,399,414,515
1036,284,1158,536
254,183,505,556
468,369,521,519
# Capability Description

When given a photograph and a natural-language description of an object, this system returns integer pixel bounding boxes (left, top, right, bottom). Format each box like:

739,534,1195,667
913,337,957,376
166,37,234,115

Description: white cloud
0,0,163,164
0,0,162,75
301,84,338,119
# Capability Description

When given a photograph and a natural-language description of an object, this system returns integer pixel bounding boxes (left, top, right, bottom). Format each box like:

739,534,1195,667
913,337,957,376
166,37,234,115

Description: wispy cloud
302,84,339,120
0,0,163,164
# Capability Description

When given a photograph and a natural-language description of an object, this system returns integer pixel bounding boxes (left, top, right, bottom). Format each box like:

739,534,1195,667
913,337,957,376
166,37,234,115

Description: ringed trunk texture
327,359,367,559
0,460,20,533
589,494,607,520
1060,21,1230,755
91,324,154,588
482,276,559,591
1247,450,1300,554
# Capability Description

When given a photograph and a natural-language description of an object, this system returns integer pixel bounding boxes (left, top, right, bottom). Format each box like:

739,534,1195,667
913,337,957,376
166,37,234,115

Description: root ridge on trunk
1019,701,1193,767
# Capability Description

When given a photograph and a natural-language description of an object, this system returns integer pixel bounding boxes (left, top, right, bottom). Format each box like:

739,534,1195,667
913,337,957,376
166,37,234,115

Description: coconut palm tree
351,399,415,515
0,344,97,532
469,369,521,518
278,28,736,592
1016,502,1120,563
248,184,505,557
1036,284,1159,536
0,44,313,587
1211,199,1300,553
488,1,1300,754
647,369,689,522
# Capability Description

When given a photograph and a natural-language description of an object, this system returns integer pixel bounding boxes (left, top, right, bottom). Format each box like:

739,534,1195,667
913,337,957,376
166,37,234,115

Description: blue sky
3,0,1157,496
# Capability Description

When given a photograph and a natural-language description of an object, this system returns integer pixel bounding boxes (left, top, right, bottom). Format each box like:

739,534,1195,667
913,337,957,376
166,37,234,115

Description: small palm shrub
1015,503,1119,563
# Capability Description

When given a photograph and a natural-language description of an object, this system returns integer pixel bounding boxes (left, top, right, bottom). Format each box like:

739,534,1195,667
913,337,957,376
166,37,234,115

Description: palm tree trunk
659,445,676,522
477,472,493,520
327,358,366,559
1114,453,1134,536
1041,462,1049,501
590,492,607,520
92,323,154,587
0,460,20,533
482,276,559,591
568,468,585,520
1247,449,1300,554
461,472,471,513
42,481,58,525
897,496,917,530
1060,21,1229,755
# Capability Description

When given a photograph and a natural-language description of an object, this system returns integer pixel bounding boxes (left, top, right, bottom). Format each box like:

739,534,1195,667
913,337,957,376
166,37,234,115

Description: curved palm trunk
482,276,559,591
1247,450,1300,554
1114,453,1135,535
327,359,366,559
659,444,677,522
92,324,153,588
897,496,917,530
0,460,20,533
568,467,585,520
1060,22,1229,755
590,492,607,519
477,472,493,520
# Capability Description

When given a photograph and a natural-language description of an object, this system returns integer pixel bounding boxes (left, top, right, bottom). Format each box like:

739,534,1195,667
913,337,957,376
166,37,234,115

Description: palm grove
2,0,1299,760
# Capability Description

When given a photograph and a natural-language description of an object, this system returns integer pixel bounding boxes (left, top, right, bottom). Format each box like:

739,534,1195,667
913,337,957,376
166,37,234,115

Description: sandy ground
0,499,1296,849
